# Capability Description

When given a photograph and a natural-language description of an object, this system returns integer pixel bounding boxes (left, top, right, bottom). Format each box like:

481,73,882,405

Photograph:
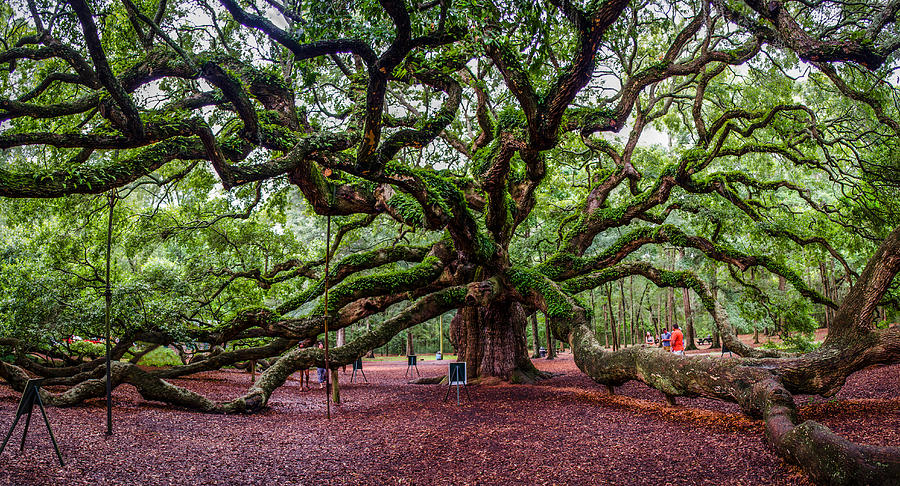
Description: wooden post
331,369,340,405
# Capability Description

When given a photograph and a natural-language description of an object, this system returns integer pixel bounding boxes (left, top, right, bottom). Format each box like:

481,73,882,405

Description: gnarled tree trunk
450,299,541,382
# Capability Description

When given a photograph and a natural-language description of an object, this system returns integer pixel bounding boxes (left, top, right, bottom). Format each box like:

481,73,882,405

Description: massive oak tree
1,0,899,483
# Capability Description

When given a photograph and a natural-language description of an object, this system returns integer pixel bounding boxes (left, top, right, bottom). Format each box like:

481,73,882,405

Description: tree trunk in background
683,288,696,350
819,261,832,329
666,287,673,332
530,313,541,358
450,301,540,381
679,249,697,350
545,314,556,359
364,320,375,358
337,328,347,372
650,303,660,343
406,331,414,356
629,276,635,345
752,267,760,344
631,280,639,338
778,275,786,335
667,249,676,332
710,269,721,348
618,280,627,347
657,292,665,334
601,303,609,347
607,285,619,351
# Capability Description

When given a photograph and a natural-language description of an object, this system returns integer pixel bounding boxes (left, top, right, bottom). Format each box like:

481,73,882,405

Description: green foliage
69,340,105,358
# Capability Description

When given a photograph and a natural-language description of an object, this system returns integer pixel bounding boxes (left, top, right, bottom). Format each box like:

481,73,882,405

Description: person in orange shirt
671,324,685,356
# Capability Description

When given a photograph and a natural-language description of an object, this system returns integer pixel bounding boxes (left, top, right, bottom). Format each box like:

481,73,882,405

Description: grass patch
760,334,821,353
136,346,183,367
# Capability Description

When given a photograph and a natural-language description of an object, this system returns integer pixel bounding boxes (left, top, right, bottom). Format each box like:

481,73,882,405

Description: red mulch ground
0,354,897,485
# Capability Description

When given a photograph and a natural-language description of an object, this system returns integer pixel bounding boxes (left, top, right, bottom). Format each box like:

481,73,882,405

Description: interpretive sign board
0,379,64,466
448,362,466,385
404,355,419,377
444,362,471,404
350,358,367,383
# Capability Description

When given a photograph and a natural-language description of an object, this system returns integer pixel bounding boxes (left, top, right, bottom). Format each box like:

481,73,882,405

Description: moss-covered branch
276,245,431,314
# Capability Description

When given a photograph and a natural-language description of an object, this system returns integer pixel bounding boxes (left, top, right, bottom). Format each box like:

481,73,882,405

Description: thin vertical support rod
104,190,116,436
323,213,332,420
18,411,32,451
35,393,64,466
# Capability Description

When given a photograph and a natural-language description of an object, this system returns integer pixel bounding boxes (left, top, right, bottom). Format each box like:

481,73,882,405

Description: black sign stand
1,379,64,466
404,355,420,377
443,362,470,405
350,358,367,383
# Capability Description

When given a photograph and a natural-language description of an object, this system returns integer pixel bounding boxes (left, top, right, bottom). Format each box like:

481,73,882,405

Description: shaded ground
0,353,896,485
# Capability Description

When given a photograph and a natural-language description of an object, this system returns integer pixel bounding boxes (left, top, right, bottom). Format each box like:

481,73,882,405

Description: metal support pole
323,213,332,420
104,191,116,436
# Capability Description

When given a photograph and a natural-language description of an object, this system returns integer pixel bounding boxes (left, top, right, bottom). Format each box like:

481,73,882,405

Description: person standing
315,341,327,389
661,329,671,352
671,324,685,356
721,341,732,357
297,340,312,391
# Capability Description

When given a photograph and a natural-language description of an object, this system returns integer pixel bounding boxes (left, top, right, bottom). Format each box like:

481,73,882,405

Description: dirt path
0,355,896,485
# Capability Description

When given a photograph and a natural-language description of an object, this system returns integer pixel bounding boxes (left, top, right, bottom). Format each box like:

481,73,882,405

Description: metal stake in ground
104,190,116,436
323,212,332,420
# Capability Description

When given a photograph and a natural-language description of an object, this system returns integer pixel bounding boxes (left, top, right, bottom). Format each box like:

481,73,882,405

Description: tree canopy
1,0,900,483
